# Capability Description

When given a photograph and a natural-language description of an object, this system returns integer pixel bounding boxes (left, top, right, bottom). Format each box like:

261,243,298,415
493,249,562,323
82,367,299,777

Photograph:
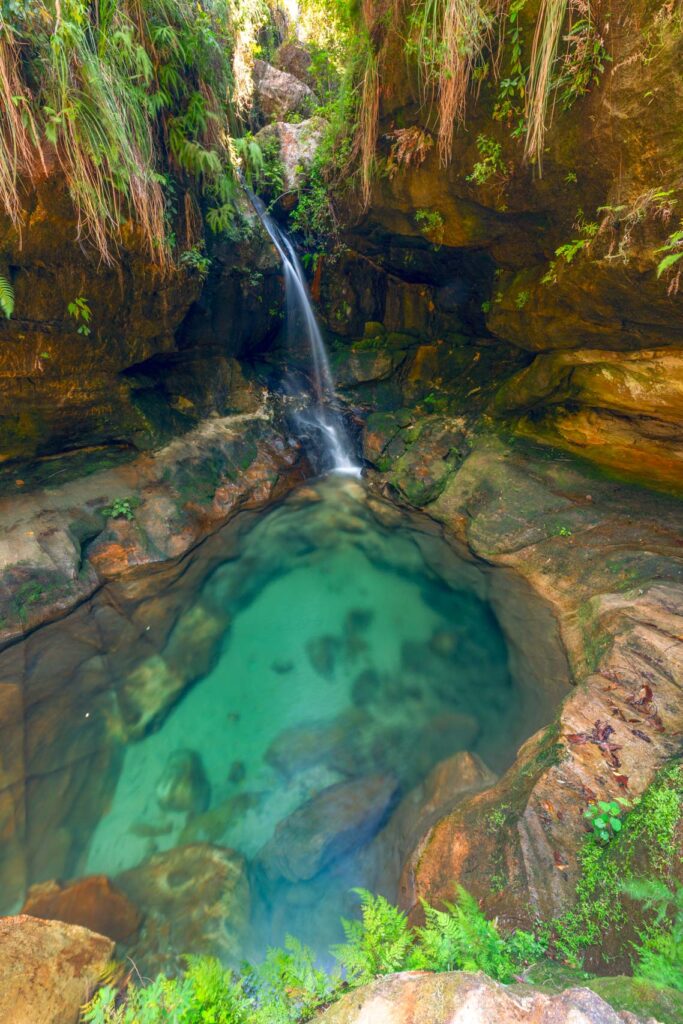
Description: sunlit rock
0,915,113,1024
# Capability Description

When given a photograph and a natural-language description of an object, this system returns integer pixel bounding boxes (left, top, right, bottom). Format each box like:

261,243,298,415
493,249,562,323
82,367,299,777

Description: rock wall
324,0,683,493
0,169,283,467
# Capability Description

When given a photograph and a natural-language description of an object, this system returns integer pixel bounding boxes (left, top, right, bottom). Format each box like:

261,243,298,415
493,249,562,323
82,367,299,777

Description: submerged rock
306,635,341,679
265,711,366,779
155,749,211,815
21,875,141,944
259,773,398,882
316,971,658,1024
0,914,114,1024
116,843,249,971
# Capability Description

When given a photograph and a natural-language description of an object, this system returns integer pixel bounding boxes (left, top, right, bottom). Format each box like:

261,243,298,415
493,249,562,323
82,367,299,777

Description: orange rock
0,914,114,1024
22,875,141,943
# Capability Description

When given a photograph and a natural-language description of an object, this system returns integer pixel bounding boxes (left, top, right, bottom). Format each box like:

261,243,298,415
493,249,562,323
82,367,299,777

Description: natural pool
0,476,568,970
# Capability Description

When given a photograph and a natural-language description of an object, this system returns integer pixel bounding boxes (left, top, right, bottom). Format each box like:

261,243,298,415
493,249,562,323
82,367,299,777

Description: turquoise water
71,477,550,960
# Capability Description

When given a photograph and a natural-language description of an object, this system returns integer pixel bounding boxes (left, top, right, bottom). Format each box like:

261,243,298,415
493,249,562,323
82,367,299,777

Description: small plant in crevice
67,296,92,336
584,799,628,844
414,207,445,241
386,125,433,177
0,273,14,318
179,244,212,280
466,134,507,187
101,497,138,522
542,211,599,284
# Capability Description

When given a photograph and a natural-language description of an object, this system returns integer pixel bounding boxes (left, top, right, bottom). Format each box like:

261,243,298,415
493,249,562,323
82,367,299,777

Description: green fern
410,887,515,981
625,880,683,991
0,274,14,319
331,889,414,985
250,936,340,1023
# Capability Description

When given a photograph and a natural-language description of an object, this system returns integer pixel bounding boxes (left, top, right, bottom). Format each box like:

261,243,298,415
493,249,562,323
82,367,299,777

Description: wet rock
430,628,460,658
252,60,317,121
180,791,263,844
259,773,398,882
272,658,294,674
228,760,246,784
363,751,497,898
0,914,114,1024
21,875,141,944
316,971,657,1024
265,711,366,778
351,668,382,707
155,749,211,815
117,654,185,739
306,635,341,679
116,843,249,971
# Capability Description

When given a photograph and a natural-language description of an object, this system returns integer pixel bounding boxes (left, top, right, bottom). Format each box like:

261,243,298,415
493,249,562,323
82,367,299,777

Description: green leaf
656,252,683,278
610,818,622,831
0,275,14,319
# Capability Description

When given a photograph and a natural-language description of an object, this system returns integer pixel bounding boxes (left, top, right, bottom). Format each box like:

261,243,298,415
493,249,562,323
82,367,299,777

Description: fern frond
0,274,14,318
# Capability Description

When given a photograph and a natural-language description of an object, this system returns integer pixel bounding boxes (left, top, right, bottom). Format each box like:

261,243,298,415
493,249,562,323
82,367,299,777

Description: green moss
553,763,683,966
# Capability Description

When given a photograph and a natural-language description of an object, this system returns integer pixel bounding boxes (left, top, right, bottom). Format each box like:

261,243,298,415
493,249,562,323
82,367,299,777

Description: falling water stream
250,194,360,476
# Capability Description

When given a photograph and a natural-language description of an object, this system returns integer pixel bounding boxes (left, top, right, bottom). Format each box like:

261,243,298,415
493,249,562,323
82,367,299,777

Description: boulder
315,971,659,1024
115,843,249,971
273,42,315,88
255,117,328,201
260,773,398,882
253,60,317,121
0,914,114,1024
21,875,141,943
363,752,497,898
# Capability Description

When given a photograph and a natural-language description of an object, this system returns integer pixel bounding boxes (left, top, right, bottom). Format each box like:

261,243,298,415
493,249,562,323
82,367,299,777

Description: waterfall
249,194,360,477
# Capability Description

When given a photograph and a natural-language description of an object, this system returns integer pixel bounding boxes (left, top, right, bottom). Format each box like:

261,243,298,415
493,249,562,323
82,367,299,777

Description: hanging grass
0,0,269,266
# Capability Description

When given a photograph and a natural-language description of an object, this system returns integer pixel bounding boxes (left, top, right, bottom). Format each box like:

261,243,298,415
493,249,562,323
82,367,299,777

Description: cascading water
250,194,360,476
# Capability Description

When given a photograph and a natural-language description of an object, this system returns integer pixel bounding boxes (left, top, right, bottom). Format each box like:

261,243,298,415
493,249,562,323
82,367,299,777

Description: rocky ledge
0,402,302,646
362,424,682,958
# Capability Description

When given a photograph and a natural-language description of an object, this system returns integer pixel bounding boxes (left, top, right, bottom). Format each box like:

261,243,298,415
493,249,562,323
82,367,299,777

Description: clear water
0,477,564,968
72,476,552,961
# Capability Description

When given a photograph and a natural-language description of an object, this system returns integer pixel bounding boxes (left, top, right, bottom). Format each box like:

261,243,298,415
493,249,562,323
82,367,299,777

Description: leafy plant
0,273,14,318
180,245,212,280
656,226,683,294
414,208,445,240
625,880,683,991
67,296,92,336
584,800,628,843
332,889,414,985
467,135,506,186
101,497,137,521
493,0,527,137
